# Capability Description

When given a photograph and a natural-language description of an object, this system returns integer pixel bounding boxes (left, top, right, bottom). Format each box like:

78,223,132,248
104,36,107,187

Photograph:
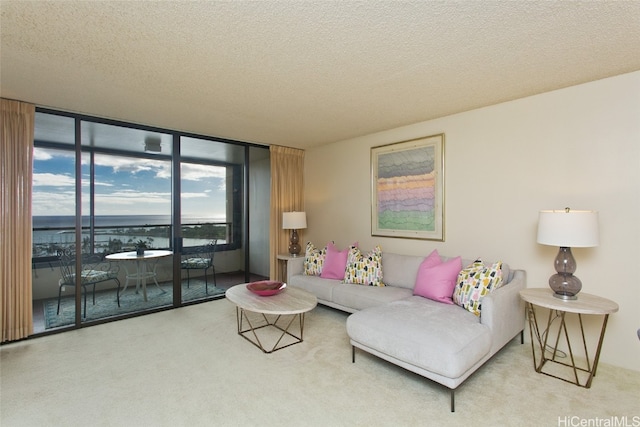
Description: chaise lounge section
287,249,526,411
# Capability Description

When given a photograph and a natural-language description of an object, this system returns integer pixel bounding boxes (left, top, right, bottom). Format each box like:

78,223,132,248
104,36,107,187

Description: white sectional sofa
286,251,526,412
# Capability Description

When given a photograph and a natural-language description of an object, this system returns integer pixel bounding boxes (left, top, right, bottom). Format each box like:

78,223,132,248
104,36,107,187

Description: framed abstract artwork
371,134,444,241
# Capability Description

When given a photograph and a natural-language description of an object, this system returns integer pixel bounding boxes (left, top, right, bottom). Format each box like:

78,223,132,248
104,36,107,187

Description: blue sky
32,147,227,220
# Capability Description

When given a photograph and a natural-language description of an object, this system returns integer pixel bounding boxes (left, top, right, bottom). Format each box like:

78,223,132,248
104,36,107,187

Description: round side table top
106,250,173,260
519,288,618,315
226,284,317,315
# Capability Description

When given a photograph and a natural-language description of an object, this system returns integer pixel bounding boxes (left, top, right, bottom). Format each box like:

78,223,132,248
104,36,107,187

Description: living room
1,2,639,425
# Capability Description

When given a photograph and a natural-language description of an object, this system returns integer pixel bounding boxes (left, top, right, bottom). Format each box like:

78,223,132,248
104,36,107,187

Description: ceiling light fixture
144,136,162,153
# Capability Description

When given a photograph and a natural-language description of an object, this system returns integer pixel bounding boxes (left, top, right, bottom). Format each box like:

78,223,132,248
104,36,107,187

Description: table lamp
283,211,307,256
537,208,599,300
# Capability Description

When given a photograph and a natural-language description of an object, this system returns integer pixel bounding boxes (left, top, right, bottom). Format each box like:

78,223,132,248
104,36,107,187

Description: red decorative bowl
246,281,287,296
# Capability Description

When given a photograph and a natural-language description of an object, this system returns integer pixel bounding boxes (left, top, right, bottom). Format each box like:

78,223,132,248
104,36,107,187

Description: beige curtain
1,99,35,341
269,145,305,280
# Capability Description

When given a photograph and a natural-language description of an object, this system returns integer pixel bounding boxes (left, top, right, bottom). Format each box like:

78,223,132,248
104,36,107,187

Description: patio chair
181,240,217,294
57,250,121,318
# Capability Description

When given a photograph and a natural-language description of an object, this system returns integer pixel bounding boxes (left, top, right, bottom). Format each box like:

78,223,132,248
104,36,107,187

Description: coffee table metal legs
235,307,306,353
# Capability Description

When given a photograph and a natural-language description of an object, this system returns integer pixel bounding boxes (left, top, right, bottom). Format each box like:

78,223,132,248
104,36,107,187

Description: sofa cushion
181,257,211,268
289,274,341,302
413,256,462,304
346,296,491,379
320,242,353,280
343,245,384,287
381,252,425,289
304,242,326,276
333,283,413,311
453,260,504,316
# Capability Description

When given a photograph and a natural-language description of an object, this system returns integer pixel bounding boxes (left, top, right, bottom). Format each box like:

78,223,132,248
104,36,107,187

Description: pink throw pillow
422,249,442,269
413,256,463,304
320,242,355,280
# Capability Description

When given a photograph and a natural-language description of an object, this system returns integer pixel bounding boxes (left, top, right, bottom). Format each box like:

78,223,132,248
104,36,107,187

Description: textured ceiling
2,1,640,150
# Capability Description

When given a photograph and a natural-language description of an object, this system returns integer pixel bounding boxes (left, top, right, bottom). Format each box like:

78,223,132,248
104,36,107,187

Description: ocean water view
33,215,225,228
33,215,227,258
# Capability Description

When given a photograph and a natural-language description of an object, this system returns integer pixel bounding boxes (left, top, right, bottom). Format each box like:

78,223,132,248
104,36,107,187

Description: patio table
106,250,172,301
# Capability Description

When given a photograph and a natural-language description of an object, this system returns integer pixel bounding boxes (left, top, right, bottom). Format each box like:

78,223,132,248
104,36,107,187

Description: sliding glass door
31,109,270,333
179,136,238,302
32,116,78,330
178,137,270,302
80,122,175,322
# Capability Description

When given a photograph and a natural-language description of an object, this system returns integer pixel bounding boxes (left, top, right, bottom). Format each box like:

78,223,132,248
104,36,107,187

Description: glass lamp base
549,246,582,300
288,229,301,256
549,273,582,300
552,292,578,301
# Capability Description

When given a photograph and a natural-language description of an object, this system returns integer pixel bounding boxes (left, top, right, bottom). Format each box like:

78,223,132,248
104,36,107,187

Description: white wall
304,71,640,372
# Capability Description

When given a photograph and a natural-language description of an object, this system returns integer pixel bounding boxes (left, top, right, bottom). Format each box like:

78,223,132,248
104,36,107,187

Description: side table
519,288,618,388
276,253,300,282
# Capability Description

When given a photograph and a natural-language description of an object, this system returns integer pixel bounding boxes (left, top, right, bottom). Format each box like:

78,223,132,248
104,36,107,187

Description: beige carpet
1,299,639,427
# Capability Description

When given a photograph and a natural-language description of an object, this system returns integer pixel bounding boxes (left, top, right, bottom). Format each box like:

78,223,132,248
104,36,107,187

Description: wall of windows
31,109,270,331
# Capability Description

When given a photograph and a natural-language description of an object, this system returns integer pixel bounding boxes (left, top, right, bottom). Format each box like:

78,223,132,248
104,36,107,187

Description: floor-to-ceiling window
31,109,270,333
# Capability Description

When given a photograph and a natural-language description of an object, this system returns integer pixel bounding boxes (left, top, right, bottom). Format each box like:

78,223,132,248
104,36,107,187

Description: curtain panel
269,146,304,280
1,98,35,341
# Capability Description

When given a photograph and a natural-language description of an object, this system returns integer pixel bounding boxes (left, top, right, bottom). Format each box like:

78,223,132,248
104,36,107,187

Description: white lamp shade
283,211,307,230
537,210,599,247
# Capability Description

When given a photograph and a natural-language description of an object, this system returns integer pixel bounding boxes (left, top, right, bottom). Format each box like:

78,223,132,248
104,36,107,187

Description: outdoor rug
43,280,225,329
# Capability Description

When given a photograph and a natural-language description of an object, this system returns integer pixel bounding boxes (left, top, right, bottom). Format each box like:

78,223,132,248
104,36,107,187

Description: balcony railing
32,221,231,264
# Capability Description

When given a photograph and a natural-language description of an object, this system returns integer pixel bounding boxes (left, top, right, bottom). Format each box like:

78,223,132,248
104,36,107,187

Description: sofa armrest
286,256,305,284
480,269,526,354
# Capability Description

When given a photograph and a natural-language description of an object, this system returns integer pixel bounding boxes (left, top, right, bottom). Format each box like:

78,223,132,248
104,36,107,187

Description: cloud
34,173,114,188
35,148,225,181
32,190,75,216
33,147,54,161
32,145,227,217
94,155,170,177
33,173,74,187
100,189,170,200
80,173,114,187
181,163,226,181
95,190,172,208
181,192,210,199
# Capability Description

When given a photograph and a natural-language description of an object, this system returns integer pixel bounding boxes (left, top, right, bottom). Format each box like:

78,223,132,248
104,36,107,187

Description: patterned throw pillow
452,259,503,316
343,245,385,287
303,242,326,276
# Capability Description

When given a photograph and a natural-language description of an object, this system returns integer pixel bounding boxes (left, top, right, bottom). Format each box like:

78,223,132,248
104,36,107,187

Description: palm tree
82,236,91,254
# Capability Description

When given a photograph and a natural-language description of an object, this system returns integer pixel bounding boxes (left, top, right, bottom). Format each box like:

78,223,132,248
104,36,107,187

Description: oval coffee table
225,284,317,353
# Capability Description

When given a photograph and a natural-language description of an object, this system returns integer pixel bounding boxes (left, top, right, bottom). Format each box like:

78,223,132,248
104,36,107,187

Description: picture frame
371,133,445,241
